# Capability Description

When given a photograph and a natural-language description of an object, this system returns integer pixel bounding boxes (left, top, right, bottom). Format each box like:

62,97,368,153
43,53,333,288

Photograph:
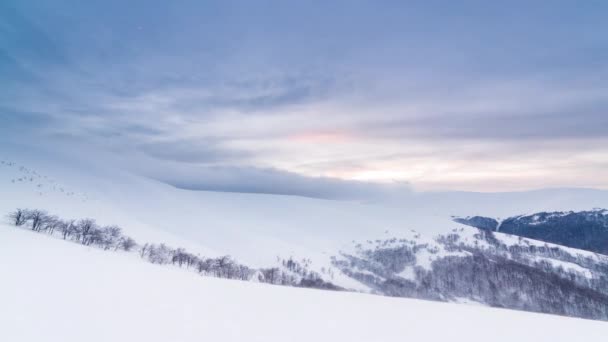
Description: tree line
9,208,136,251
6,208,340,290
332,229,608,321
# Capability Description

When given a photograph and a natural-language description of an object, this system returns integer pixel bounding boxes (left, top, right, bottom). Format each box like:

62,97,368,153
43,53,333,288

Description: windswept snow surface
1,227,607,342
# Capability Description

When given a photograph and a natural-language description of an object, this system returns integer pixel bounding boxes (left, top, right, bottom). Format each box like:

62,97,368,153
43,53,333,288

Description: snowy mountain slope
8,202,608,320
0,147,439,267
0,156,213,255
1,226,607,342
454,210,608,254
0,145,480,276
2,145,607,269
3,144,608,320
332,226,608,320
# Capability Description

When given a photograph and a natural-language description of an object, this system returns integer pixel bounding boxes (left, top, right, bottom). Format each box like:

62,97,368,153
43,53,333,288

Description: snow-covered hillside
332,226,608,320
1,226,607,342
2,145,607,272
2,144,608,320
455,210,608,254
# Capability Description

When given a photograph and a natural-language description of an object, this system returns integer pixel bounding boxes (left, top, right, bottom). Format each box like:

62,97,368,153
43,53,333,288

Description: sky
1,1,607,197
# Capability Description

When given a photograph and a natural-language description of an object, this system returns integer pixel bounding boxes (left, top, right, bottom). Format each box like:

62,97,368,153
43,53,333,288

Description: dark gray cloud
139,139,251,164
146,164,411,200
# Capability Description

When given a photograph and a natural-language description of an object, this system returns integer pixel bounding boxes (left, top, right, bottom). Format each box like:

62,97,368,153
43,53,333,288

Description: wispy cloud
1,0,608,195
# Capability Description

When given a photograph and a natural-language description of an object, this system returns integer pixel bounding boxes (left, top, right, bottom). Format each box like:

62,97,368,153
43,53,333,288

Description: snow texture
1,227,607,342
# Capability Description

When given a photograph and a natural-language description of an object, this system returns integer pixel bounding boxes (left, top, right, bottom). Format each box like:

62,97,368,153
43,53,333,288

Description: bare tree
140,243,150,258
172,248,197,268
43,215,62,235
100,225,122,250
146,244,172,264
77,218,97,245
117,236,137,251
217,256,236,278
196,258,214,274
8,209,27,226
25,209,48,232
261,267,281,284
59,219,76,240
87,227,104,246
236,264,253,280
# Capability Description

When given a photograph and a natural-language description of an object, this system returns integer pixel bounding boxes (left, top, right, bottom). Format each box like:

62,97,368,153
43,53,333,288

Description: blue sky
1,1,607,196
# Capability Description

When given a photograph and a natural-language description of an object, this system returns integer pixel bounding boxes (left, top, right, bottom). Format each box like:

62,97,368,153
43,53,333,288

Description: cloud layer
1,0,608,195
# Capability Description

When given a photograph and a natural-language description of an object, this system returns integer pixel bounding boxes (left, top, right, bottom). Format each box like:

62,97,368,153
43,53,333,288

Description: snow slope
1,226,607,342
2,145,607,262
2,143,608,291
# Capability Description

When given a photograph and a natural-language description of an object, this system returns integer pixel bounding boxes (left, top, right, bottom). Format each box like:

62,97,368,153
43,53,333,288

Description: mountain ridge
454,210,608,255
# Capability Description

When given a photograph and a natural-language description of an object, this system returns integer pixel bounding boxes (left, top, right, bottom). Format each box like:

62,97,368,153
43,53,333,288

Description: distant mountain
454,210,608,254
332,227,608,321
